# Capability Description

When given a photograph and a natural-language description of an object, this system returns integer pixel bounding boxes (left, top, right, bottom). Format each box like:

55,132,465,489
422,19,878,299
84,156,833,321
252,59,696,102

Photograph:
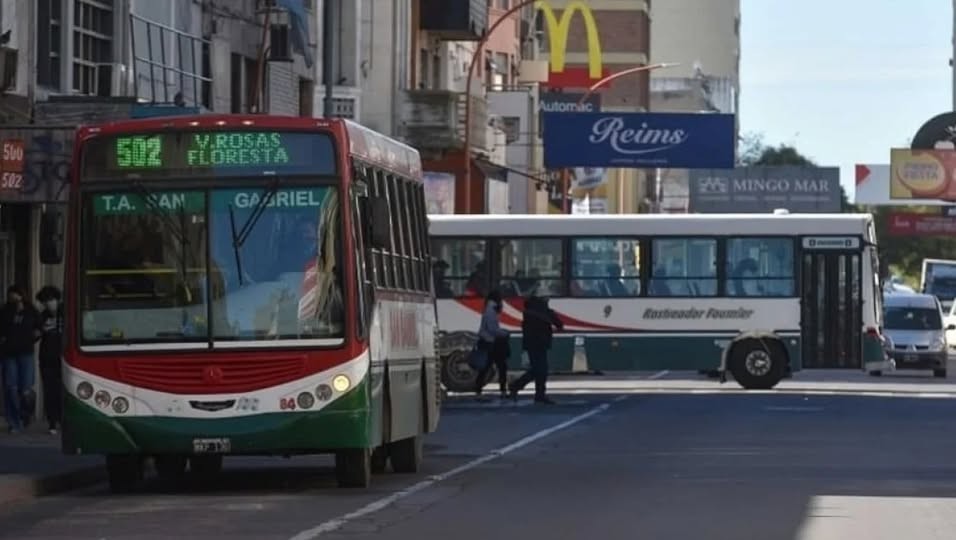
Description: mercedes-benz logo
203,366,225,384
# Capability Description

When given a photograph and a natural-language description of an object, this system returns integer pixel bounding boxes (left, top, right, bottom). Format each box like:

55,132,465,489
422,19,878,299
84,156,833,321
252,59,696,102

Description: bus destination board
81,131,337,179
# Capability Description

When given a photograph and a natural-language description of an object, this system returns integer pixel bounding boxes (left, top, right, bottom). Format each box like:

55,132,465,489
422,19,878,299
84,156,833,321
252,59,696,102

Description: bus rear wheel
389,403,424,473
106,455,144,493
335,448,371,488
730,338,786,390
441,351,487,393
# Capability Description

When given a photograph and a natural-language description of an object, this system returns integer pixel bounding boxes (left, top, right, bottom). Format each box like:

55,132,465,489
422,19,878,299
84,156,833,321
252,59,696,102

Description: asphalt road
3,383,956,539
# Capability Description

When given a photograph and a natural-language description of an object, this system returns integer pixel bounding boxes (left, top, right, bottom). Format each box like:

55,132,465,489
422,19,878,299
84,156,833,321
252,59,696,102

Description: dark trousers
476,354,509,395
40,364,62,429
511,349,548,399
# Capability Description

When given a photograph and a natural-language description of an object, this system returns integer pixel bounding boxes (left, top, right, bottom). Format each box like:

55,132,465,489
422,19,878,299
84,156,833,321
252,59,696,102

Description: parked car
880,293,953,378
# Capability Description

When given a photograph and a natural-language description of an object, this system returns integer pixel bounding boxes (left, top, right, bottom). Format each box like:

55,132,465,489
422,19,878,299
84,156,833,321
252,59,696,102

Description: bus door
800,237,863,369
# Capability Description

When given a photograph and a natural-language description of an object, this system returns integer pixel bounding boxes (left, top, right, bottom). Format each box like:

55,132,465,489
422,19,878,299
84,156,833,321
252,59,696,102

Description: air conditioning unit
96,63,132,97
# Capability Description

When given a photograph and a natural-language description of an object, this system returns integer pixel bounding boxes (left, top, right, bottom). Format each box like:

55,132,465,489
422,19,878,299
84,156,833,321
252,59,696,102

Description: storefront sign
890,148,956,200
536,1,610,88
543,112,735,169
888,212,956,236
689,166,841,213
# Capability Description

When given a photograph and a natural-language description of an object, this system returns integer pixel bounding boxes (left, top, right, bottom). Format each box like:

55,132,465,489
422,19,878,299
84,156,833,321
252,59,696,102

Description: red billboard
888,212,956,236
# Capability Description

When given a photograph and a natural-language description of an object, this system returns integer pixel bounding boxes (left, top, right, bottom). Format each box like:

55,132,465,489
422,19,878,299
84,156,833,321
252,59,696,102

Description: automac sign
536,1,607,88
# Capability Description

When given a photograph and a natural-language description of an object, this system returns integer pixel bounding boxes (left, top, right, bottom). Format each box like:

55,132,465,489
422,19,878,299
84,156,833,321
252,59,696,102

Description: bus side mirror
369,196,391,249
39,208,64,265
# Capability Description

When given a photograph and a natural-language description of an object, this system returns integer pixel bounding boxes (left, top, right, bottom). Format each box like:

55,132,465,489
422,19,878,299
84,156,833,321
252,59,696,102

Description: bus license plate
192,438,230,453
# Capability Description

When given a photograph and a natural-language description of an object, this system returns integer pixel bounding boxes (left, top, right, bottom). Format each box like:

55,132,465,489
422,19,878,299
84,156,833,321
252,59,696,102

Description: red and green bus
47,115,439,491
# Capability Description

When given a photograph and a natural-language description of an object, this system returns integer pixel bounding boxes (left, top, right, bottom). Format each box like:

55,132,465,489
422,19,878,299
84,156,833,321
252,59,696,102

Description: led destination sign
81,131,337,179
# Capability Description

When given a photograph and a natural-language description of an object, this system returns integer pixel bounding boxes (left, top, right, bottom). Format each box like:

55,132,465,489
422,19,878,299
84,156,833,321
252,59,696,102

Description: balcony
401,90,488,153
420,0,488,41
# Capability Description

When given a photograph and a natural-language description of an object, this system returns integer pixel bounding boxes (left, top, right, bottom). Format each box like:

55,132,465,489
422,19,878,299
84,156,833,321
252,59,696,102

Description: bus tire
155,455,188,481
389,403,424,474
106,455,144,493
190,455,223,478
372,378,391,475
441,351,488,393
335,448,371,488
729,338,786,390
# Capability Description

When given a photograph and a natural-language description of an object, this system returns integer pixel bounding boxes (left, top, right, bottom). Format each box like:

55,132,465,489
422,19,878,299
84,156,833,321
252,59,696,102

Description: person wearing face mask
36,286,64,435
0,285,41,433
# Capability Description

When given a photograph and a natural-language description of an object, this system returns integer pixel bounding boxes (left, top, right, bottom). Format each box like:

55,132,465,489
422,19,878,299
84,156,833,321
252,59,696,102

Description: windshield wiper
229,178,280,286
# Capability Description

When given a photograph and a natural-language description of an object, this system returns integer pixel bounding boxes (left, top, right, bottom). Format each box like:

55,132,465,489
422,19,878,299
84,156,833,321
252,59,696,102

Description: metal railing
129,13,212,106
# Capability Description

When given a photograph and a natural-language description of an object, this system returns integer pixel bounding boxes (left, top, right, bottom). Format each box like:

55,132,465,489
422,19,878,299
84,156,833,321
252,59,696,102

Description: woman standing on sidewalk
37,286,64,435
0,285,41,433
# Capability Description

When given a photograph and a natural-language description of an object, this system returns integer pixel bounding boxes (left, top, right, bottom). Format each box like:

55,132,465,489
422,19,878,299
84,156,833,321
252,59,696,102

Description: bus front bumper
61,383,371,456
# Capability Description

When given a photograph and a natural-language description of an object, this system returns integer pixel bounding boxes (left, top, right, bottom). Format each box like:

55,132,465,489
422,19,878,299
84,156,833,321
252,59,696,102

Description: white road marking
764,406,825,412
287,402,612,540
647,370,670,380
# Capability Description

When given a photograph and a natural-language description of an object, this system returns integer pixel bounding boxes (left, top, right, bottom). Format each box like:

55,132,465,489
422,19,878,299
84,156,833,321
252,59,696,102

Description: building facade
534,0,652,214
0,0,373,309
649,0,740,212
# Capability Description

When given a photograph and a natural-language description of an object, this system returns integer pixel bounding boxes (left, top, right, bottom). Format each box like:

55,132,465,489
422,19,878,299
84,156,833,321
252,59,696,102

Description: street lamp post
557,62,680,213
462,0,539,214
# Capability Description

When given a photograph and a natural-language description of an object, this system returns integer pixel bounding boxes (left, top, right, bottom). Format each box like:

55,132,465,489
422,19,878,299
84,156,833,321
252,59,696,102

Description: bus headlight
76,382,94,400
112,397,130,414
315,384,333,401
297,392,315,409
332,375,351,393
94,390,111,408
933,337,947,351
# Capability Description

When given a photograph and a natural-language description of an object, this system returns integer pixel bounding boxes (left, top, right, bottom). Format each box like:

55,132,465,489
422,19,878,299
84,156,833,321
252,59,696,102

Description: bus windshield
79,185,344,345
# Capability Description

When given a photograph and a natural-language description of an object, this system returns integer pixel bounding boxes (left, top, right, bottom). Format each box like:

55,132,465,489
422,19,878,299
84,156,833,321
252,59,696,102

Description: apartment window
73,0,115,95
37,0,63,89
431,52,441,90
419,48,429,89
299,78,315,116
230,54,242,113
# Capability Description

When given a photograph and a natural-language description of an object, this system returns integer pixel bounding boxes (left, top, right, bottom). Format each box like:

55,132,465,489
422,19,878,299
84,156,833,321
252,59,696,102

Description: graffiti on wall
0,128,73,203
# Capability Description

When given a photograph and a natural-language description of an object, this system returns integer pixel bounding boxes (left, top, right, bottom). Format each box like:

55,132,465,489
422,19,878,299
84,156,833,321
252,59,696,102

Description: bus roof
75,113,422,181
428,213,875,237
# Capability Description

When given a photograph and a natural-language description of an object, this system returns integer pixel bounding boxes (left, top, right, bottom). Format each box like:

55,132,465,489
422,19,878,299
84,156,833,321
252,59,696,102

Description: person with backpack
0,285,41,433
509,295,563,404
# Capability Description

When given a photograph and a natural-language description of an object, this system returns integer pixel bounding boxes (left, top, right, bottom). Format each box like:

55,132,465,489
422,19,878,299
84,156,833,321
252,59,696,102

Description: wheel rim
744,349,772,377
445,352,476,387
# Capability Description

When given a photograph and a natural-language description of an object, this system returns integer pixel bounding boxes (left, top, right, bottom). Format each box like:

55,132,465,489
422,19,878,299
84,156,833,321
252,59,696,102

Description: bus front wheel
190,455,223,478
106,455,144,493
335,448,371,488
729,339,786,390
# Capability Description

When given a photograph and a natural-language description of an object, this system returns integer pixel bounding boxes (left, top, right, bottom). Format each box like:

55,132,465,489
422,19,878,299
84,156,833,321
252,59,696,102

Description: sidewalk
0,426,103,506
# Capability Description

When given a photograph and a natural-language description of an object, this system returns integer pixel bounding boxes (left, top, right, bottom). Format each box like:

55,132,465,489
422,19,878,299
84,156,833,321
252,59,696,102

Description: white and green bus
429,213,888,391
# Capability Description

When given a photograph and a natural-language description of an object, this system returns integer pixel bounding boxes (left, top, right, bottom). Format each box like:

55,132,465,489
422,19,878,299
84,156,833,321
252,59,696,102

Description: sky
740,0,952,197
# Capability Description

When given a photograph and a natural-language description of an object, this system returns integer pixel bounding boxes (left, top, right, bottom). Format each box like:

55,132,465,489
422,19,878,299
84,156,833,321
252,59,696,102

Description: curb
0,465,105,507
